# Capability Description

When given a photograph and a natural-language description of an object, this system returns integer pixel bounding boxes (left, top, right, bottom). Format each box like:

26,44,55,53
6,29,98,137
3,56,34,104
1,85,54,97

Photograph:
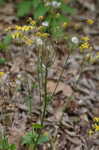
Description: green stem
41,64,48,125
33,61,48,150
37,47,42,104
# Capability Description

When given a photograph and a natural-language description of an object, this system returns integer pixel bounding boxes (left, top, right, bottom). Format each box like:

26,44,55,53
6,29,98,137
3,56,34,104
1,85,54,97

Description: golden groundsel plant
88,117,99,135
5,17,99,149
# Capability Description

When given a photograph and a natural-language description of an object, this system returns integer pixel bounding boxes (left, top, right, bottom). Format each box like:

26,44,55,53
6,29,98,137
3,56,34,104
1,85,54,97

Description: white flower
51,1,61,8
71,36,79,44
42,21,49,27
36,38,43,45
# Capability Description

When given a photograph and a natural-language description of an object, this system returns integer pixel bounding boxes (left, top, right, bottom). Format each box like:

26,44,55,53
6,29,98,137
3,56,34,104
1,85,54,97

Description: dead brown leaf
47,80,72,97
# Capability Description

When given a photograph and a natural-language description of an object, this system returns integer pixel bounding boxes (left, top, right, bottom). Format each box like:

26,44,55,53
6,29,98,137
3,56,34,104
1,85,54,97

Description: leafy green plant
22,123,49,150
0,58,6,64
0,35,12,52
0,135,16,150
6,16,96,149
17,0,76,39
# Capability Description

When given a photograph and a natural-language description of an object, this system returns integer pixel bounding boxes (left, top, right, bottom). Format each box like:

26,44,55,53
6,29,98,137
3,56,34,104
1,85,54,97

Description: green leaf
0,35,12,51
61,4,76,14
0,42,6,50
0,58,6,64
9,144,16,150
34,3,49,19
32,123,44,129
22,132,38,145
32,83,38,89
31,0,40,8
17,1,32,17
56,15,70,25
3,35,12,45
46,15,52,25
50,19,63,39
0,0,6,5
37,135,49,144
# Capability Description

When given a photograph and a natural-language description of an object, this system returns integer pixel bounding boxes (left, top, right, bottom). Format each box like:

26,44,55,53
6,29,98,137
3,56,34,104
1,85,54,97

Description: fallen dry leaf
47,80,72,97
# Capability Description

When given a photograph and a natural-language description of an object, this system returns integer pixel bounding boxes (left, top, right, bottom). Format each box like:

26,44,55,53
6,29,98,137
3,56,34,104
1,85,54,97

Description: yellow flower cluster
35,32,49,38
88,129,94,135
93,117,99,122
15,25,34,31
81,36,90,41
85,52,99,63
93,124,99,131
22,36,33,45
92,117,99,131
88,117,99,135
86,19,94,25
6,25,35,32
6,17,50,46
79,42,90,52
11,32,23,39
27,17,36,25
11,32,33,45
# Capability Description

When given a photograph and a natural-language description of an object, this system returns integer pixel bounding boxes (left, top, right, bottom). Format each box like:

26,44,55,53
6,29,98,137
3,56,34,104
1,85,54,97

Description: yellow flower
14,24,34,32
35,32,42,37
15,25,22,30
22,36,33,45
93,124,99,131
81,36,90,41
93,117,99,122
27,18,36,25
41,33,49,38
62,22,68,28
0,72,5,77
11,32,22,39
35,32,49,38
86,19,94,25
79,42,90,52
95,125,99,131
88,129,94,136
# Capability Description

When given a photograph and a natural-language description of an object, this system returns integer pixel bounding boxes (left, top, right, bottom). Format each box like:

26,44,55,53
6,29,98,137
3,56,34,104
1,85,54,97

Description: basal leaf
32,123,44,129
56,15,70,25
37,135,49,145
3,35,12,45
22,132,38,145
0,58,6,64
17,1,32,17
0,42,6,50
34,3,49,19
61,4,76,14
